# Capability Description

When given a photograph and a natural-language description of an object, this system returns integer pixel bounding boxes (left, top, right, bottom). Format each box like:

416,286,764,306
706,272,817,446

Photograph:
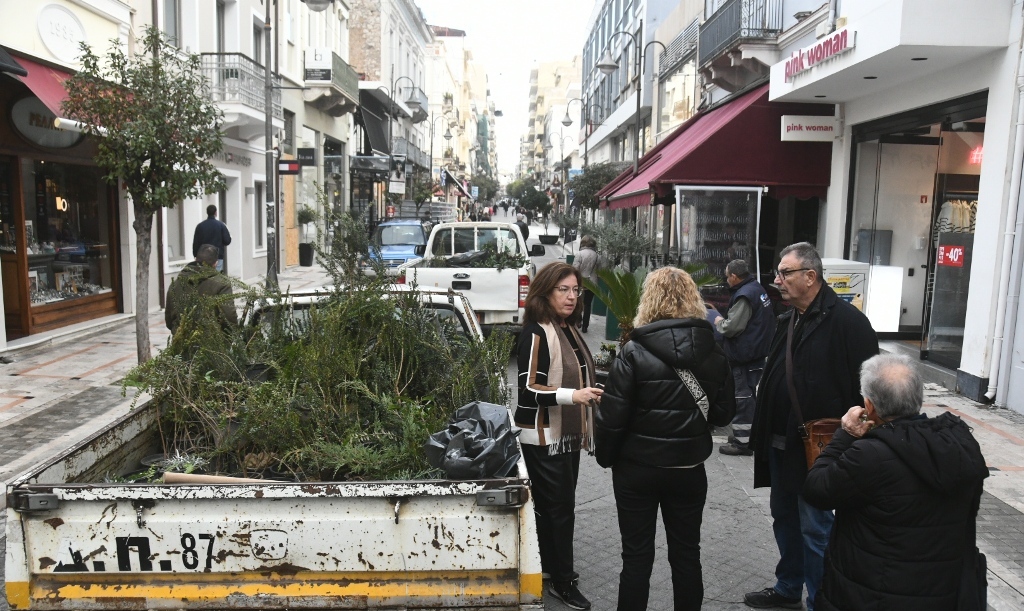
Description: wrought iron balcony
698,0,783,66
200,53,282,121
303,48,358,117
392,137,429,169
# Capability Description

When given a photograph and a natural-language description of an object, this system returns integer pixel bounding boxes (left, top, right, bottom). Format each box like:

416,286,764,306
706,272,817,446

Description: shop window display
22,160,114,305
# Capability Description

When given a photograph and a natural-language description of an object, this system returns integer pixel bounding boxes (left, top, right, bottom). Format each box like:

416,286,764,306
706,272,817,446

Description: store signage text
11,97,82,149
297,148,316,166
781,115,837,142
212,151,252,167
785,28,855,82
937,245,966,268
304,48,333,83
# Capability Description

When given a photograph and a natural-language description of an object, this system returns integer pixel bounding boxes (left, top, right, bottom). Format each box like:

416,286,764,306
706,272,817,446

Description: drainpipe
984,20,1024,402
827,0,839,33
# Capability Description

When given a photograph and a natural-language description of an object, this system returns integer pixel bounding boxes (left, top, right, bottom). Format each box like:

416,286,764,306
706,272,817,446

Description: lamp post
545,132,575,214
263,0,333,289
429,112,453,218
376,76,421,223
563,97,605,168
596,32,667,175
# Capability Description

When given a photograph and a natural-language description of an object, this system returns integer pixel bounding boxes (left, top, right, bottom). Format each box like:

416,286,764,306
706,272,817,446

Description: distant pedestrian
165,244,237,333
596,266,735,611
803,354,989,611
516,213,530,241
516,262,603,610
572,235,599,333
193,204,231,272
715,259,776,456
745,242,878,611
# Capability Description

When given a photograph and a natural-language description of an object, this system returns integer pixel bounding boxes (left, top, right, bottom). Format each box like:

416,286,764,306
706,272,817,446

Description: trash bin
299,243,314,267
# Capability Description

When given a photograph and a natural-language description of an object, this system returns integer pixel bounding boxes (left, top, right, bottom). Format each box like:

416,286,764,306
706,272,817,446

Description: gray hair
860,354,923,419
196,244,220,267
779,242,823,280
726,259,750,278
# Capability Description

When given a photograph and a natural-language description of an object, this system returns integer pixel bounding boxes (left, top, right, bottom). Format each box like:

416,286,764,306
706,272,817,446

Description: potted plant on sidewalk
297,205,316,267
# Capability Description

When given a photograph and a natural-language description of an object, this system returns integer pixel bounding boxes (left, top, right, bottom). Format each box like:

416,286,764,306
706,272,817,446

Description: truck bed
5,402,542,610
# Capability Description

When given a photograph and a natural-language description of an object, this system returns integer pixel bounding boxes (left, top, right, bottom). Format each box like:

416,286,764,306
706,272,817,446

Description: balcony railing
200,53,282,119
698,0,783,66
660,18,700,75
392,137,429,169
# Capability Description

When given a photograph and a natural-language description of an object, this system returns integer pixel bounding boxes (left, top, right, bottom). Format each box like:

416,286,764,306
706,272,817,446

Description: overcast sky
415,0,593,177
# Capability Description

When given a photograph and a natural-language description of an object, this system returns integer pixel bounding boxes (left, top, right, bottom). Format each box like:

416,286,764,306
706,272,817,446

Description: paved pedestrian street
0,249,1022,610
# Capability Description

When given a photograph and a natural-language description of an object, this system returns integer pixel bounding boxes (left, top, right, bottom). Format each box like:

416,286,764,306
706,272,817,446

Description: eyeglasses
554,285,582,297
776,267,811,280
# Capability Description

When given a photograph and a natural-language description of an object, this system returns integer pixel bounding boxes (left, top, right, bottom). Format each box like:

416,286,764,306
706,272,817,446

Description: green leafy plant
297,206,316,243
63,28,224,364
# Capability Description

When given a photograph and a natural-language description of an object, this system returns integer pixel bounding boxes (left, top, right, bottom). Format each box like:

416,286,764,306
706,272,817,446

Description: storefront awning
0,46,28,77
14,55,72,116
598,84,834,210
443,168,472,198
359,107,390,156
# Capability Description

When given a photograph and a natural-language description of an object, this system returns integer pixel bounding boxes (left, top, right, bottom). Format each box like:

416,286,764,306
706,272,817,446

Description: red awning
14,55,72,116
598,84,834,210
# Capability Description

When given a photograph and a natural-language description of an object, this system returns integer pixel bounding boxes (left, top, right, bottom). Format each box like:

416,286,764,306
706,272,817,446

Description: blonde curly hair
633,267,707,327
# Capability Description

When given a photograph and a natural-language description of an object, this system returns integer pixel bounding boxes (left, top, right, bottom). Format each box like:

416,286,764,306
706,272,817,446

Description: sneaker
548,582,591,610
720,442,754,456
743,587,802,609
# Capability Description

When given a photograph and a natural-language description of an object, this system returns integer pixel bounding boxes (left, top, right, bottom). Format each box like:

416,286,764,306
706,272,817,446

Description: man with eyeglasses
743,242,878,611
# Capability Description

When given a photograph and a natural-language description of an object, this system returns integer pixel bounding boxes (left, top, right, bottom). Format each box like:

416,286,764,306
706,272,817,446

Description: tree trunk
133,206,154,364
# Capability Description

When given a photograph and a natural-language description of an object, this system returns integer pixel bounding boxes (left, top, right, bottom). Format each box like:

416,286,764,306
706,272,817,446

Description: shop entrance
847,93,987,369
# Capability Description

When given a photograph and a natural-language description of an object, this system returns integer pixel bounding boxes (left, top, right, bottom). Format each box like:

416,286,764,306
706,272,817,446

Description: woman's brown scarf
538,321,596,455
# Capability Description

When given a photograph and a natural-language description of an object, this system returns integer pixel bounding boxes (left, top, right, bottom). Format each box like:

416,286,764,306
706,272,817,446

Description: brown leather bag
798,418,841,468
785,314,840,469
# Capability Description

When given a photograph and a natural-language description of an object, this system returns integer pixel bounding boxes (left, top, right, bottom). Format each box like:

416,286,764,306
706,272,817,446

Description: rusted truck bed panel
5,401,543,610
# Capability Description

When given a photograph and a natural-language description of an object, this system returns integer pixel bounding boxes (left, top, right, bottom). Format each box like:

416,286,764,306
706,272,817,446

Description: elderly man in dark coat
803,354,989,610
165,243,237,333
744,242,878,611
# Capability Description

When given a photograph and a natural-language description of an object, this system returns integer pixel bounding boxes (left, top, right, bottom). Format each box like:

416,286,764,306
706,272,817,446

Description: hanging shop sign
781,115,838,142
784,27,856,82
297,148,316,166
279,160,301,175
304,48,332,83
11,96,82,149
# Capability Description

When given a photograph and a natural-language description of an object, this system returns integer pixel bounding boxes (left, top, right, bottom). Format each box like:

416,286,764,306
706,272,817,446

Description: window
253,21,263,65
283,110,295,155
167,204,186,262
164,0,181,48
254,182,265,249
216,1,226,53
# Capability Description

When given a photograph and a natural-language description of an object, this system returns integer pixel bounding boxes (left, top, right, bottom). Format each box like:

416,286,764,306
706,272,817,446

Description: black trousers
613,460,708,611
522,444,581,584
581,288,596,332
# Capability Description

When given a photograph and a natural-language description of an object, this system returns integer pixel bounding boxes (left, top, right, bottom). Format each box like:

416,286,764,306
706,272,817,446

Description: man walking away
744,242,878,611
193,204,232,272
716,259,776,456
516,213,530,242
165,244,237,333
803,354,989,611
573,235,599,333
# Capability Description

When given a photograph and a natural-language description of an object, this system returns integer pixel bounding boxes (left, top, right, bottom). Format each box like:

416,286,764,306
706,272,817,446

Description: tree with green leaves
63,28,225,364
567,161,630,210
409,173,436,219
470,174,499,202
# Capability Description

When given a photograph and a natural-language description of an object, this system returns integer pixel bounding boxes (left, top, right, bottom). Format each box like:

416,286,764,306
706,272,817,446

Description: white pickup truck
4,286,544,611
397,222,545,334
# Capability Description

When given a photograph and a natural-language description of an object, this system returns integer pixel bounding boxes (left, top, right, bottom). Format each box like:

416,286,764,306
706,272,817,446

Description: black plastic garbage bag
424,401,521,479
446,250,489,267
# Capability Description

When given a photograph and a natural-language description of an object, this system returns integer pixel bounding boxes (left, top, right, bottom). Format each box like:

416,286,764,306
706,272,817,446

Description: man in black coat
193,205,231,272
744,243,878,611
803,354,989,611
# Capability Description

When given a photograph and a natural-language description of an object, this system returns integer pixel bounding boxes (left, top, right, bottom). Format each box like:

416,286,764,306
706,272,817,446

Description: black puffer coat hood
595,318,735,468
871,411,989,495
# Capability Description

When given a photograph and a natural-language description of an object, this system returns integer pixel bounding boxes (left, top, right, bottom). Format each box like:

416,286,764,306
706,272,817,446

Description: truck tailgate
5,405,543,610
409,268,520,314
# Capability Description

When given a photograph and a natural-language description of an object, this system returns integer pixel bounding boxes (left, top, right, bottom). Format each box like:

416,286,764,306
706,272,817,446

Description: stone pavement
0,222,1022,609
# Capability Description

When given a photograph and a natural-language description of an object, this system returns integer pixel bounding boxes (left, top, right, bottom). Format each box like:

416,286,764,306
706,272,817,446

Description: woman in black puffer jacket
596,266,735,611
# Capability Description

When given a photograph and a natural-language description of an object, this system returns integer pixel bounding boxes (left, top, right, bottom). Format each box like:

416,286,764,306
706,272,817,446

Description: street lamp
563,97,605,168
263,0,334,288
428,111,453,216
596,32,667,175
377,75,421,223
545,132,574,213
